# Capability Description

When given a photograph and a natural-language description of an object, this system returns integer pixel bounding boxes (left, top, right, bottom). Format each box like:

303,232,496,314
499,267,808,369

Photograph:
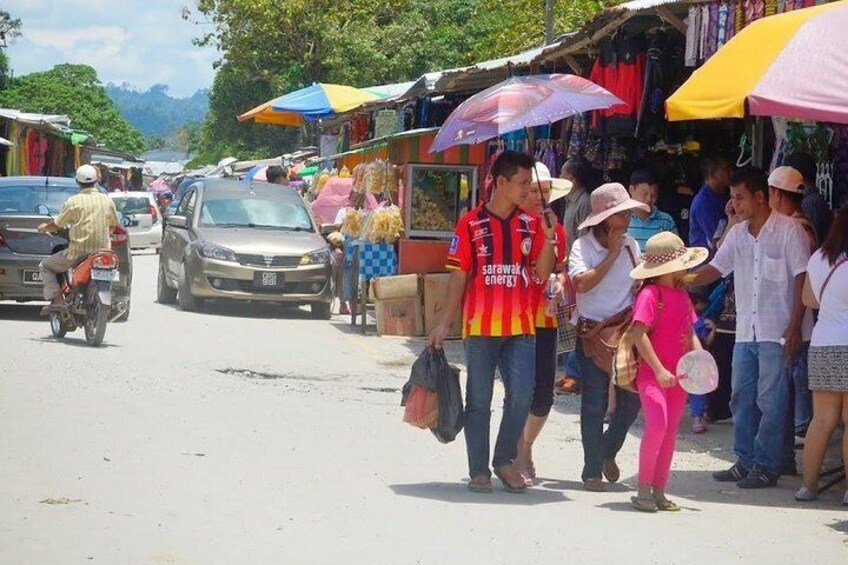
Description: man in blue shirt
689,156,732,254
627,169,678,251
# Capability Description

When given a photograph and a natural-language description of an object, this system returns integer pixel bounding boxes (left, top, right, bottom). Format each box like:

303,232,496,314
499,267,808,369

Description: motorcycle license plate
91,269,119,282
22,269,43,285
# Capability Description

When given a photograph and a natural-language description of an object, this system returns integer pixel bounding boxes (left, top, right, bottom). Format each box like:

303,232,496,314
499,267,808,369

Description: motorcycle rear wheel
84,293,109,346
49,312,67,338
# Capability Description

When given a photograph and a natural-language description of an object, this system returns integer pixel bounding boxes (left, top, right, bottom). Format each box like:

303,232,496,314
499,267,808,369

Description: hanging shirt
709,211,811,343
685,7,701,67
447,205,546,338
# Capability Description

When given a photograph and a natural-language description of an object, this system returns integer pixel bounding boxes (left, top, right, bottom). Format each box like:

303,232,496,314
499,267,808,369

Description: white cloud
6,1,218,97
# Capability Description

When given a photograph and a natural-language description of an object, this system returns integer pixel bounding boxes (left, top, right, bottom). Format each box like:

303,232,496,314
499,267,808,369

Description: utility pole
544,0,555,45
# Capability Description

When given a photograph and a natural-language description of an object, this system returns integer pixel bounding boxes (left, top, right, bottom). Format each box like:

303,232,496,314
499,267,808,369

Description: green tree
0,9,22,90
0,9,22,46
0,64,146,154
472,0,622,59
195,62,298,164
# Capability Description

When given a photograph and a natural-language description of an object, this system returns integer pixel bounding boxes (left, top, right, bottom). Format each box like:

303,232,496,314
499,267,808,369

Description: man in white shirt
690,167,810,489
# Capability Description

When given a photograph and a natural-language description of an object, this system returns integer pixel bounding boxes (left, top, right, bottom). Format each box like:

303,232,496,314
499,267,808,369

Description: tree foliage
185,0,623,163
0,9,22,46
193,62,299,164
0,64,146,155
472,0,622,59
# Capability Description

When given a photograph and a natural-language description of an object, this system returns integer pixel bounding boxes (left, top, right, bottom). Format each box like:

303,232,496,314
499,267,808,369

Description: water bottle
545,273,558,317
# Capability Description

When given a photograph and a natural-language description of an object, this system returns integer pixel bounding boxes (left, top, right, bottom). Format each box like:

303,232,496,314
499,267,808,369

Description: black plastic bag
401,348,464,443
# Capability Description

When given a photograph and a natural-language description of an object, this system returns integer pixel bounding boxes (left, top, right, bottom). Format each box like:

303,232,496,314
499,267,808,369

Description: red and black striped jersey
447,204,546,337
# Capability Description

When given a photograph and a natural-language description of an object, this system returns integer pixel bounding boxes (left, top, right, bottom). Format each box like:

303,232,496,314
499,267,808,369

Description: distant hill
106,83,209,138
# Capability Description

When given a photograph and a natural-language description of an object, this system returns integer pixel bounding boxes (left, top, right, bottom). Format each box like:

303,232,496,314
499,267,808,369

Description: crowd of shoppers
428,149,846,509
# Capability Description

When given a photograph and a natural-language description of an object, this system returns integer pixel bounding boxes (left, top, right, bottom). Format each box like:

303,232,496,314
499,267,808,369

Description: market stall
0,109,90,177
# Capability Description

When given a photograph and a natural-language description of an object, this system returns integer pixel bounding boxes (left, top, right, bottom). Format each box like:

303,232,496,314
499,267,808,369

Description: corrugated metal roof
0,108,70,127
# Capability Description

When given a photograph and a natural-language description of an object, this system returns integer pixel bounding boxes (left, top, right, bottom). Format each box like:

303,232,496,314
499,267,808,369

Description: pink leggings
637,376,688,489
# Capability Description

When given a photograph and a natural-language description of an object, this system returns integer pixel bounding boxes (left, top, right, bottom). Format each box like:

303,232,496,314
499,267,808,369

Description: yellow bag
612,325,638,392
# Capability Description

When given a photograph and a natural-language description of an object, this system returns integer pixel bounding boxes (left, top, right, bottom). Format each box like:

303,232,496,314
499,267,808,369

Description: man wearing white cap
768,165,817,474
37,165,120,314
690,166,810,489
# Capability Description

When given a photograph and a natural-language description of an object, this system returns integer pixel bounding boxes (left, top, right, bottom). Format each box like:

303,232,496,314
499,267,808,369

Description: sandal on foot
494,467,527,494
584,478,607,492
655,499,681,512
468,478,493,493
631,496,658,513
795,487,818,502
528,461,537,480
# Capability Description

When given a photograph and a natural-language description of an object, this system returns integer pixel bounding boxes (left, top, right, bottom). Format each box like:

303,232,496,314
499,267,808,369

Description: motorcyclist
37,164,120,315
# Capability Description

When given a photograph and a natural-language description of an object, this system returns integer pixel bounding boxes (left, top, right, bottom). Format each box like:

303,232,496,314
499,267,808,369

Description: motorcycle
48,246,120,347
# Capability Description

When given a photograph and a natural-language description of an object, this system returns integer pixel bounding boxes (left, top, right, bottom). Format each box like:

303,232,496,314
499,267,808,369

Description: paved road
0,253,846,564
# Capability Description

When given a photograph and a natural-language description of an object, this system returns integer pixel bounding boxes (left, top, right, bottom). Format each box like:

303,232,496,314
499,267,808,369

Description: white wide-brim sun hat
630,232,709,280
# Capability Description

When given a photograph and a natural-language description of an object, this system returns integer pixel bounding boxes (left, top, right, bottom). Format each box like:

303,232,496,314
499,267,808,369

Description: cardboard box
371,274,421,301
375,297,424,337
423,273,463,338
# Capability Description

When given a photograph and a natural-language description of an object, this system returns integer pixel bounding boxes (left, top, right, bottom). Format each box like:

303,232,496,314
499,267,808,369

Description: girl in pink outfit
628,232,709,512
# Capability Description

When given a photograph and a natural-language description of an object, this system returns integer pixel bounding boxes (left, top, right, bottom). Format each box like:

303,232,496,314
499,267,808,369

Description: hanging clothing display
588,36,646,135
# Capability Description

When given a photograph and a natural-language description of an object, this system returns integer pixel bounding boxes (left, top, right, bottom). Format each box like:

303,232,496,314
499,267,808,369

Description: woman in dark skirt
795,207,848,505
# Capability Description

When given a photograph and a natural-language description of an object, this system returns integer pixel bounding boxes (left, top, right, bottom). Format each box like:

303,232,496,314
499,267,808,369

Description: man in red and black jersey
428,151,557,493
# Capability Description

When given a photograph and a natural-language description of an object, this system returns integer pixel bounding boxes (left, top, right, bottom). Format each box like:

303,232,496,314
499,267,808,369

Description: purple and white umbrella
430,74,624,153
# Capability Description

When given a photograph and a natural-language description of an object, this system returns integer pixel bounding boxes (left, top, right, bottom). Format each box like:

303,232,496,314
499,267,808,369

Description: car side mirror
320,224,336,237
35,204,50,216
168,215,188,229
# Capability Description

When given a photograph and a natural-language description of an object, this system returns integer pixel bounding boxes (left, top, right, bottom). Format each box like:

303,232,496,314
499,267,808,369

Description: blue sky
7,0,218,98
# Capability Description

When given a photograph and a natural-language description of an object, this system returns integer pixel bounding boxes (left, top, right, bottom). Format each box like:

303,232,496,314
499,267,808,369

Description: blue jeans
690,394,707,418
730,341,789,475
464,336,536,479
576,339,641,482
558,350,582,380
791,343,811,434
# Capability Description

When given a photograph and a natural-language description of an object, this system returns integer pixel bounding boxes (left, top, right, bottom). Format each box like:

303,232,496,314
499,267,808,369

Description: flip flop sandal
494,469,527,494
631,496,658,513
468,479,493,493
655,499,681,512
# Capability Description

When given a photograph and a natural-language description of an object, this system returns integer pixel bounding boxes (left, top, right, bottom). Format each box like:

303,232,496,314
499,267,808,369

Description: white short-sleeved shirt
710,211,811,343
568,231,641,322
807,250,848,347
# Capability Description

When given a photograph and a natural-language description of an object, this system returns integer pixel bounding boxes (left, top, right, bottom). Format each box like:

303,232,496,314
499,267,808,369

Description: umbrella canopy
147,178,172,195
238,83,381,126
667,1,848,123
310,177,378,225
430,74,623,153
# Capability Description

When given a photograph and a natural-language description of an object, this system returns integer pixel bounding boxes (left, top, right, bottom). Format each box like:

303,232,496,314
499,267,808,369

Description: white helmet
75,164,99,184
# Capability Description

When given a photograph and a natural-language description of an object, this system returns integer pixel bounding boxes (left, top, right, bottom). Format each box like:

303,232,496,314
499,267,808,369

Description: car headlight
300,248,331,266
197,243,237,262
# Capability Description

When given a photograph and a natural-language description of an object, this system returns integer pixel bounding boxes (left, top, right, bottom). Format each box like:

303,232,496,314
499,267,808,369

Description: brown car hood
197,226,327,255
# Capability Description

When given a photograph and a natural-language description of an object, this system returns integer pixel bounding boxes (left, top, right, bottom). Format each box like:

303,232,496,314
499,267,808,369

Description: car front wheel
178,263,205,312
311,301,332,320
157,261,178,304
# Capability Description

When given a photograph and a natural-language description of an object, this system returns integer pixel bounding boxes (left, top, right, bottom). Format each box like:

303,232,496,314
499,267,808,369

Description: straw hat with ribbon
630,232,709,280
578,182,650,231
531,162,573,204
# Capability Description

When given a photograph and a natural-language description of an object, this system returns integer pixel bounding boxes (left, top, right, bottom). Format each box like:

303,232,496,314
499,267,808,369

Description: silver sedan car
157,179,333,318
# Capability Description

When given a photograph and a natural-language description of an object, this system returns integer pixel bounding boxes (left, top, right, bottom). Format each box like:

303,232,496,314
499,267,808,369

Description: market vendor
428,150,557,494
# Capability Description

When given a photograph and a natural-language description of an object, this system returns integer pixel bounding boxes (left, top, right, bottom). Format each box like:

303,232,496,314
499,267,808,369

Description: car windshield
0,184,80,215
113,197,150,215
199,198,313,230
